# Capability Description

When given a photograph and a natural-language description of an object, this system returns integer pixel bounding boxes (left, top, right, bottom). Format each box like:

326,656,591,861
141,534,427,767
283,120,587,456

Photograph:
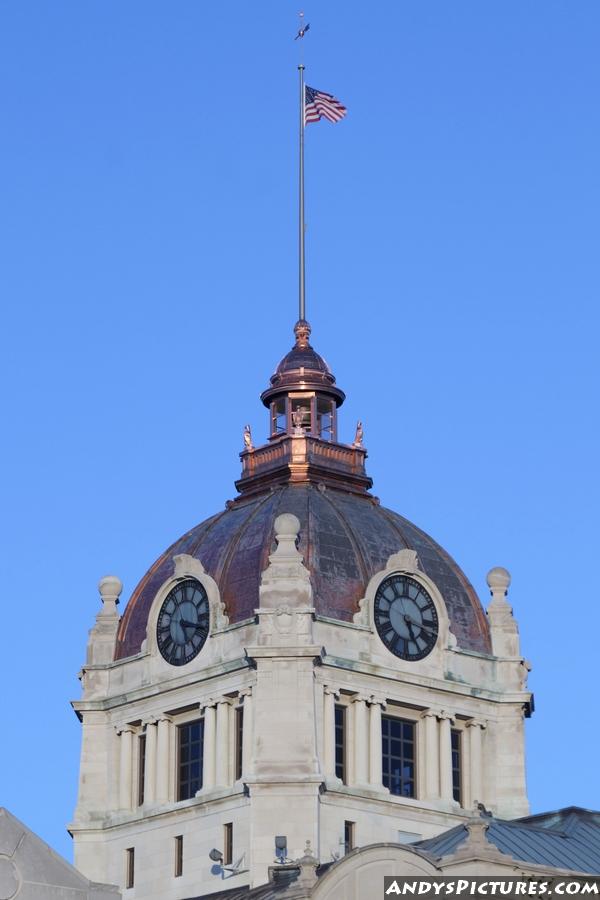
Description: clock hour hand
403,614,436,636
180,618,204,631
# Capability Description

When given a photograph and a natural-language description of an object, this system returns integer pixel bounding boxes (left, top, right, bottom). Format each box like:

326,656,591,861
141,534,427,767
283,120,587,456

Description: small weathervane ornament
294,12,310,40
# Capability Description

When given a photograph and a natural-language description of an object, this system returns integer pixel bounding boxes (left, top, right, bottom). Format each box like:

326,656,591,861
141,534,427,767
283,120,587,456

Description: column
323,686,339,780
155,717,171,803
215,698,232,788
466,718,486,806
438,711,455,803
117,726,135,810
420,710,440,800
351,694,369,787
240,688,253,780
202,701,217,791
144,718,158,805
368,697,386,789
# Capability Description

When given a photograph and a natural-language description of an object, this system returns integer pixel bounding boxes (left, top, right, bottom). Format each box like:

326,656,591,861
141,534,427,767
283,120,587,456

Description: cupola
260,319,345,441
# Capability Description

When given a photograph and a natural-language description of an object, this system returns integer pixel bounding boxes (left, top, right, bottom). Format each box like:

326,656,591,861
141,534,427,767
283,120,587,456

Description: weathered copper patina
114,323,492,661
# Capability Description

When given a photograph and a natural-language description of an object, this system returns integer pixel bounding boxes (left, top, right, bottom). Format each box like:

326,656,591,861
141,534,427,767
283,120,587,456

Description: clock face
374,574,439,661
156,579,210,666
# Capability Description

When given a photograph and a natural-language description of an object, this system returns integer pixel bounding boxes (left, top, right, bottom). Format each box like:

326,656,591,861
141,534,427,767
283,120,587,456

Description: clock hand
180,618,205,630
403,614,436,636
406,620,417,642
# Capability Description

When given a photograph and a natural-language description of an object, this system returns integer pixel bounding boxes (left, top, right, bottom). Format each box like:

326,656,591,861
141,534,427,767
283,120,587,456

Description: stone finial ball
486,566,511,593
274,513,301,539
98,575,123,599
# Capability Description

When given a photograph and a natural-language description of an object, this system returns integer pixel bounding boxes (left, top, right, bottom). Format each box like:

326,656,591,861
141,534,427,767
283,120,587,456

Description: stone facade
71,510,531,898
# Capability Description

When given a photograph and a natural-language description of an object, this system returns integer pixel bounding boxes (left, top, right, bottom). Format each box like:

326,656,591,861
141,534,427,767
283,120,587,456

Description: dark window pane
382,716,415,799
177,719,204,801
335,705,346,783
451,729,462,804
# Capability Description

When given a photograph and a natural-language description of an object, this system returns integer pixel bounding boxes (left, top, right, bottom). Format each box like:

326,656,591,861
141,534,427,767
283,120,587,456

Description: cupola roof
260,319,345,407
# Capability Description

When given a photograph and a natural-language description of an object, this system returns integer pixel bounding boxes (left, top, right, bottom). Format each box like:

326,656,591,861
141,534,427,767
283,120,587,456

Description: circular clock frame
373,573,439,661
156,578,210,666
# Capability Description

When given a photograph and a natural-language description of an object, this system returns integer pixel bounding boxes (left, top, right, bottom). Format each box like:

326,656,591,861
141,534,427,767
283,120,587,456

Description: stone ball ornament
486,566,511,595
274,513,301,539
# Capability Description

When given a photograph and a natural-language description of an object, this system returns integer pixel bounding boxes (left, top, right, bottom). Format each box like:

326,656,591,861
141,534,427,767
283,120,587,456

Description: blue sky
1,1,599,860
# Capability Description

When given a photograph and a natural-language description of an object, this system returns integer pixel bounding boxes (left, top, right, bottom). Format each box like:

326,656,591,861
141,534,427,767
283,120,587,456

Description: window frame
234,705,244,782
451,728,462,806
381,713,417,799
223,823,233,866
137,733,146,807
176,717,204,801
344,820,355,854
174,835,183,878
334,704,347,784
125,848,135,890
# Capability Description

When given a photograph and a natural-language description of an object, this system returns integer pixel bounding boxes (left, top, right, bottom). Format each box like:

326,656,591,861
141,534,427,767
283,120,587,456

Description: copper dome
114,321,491,662
260,320,345,407
114,483,491,660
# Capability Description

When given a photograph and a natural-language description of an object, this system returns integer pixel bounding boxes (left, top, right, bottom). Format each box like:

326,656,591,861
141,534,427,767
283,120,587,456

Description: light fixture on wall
208,848,248,876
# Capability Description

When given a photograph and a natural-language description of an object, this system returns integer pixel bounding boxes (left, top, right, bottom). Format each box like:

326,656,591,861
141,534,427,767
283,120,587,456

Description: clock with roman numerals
373,574,439,661
156,579,210,666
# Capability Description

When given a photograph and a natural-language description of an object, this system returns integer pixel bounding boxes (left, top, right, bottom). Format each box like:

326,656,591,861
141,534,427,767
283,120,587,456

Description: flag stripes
304,85,347,125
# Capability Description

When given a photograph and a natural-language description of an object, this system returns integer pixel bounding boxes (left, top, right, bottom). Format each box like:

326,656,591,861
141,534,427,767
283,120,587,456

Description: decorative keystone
97,575,122,618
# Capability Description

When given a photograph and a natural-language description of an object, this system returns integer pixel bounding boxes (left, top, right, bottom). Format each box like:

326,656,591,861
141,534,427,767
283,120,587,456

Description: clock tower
71,318,531,898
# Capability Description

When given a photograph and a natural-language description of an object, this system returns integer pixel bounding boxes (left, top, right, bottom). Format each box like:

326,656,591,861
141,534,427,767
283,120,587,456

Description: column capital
323,685,340,699
142,716,159,728
437,710,455,724
238,686,253,700
369,695,387,709
115,724,137,736
420,708,442,720
216,695,238,708
466,717,487,730
350,692,371,705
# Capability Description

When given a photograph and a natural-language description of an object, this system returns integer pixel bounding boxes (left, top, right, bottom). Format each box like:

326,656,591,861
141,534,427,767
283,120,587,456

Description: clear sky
1,1,599,861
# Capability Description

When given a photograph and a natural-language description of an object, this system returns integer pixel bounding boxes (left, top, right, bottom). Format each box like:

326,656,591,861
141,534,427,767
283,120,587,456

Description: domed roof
260,319,345,406
114,483,491,660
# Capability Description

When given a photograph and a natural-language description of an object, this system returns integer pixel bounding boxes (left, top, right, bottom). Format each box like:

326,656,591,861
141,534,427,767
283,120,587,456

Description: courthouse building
62,319,600,899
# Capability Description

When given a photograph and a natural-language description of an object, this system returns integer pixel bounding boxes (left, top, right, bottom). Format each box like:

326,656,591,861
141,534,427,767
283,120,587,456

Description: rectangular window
317,396,335,441
335,705,346,783
235,706,244,781
125,848,135,889
137,734,146,806
451,729,462,805
381,716,415,798
174,835,183,877
344,820,355,854
224,823,233,866
177,718,204,801
271,398,287,435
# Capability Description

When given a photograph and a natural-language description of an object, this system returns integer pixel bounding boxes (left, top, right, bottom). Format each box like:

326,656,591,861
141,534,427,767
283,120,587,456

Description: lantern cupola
260,319,345,441
236,320,371,497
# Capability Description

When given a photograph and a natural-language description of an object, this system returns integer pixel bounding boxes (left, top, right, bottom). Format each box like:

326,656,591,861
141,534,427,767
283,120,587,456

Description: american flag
304,85,347,125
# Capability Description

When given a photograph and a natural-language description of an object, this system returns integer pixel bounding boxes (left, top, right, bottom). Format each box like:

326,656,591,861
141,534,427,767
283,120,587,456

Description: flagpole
298,63,306,322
